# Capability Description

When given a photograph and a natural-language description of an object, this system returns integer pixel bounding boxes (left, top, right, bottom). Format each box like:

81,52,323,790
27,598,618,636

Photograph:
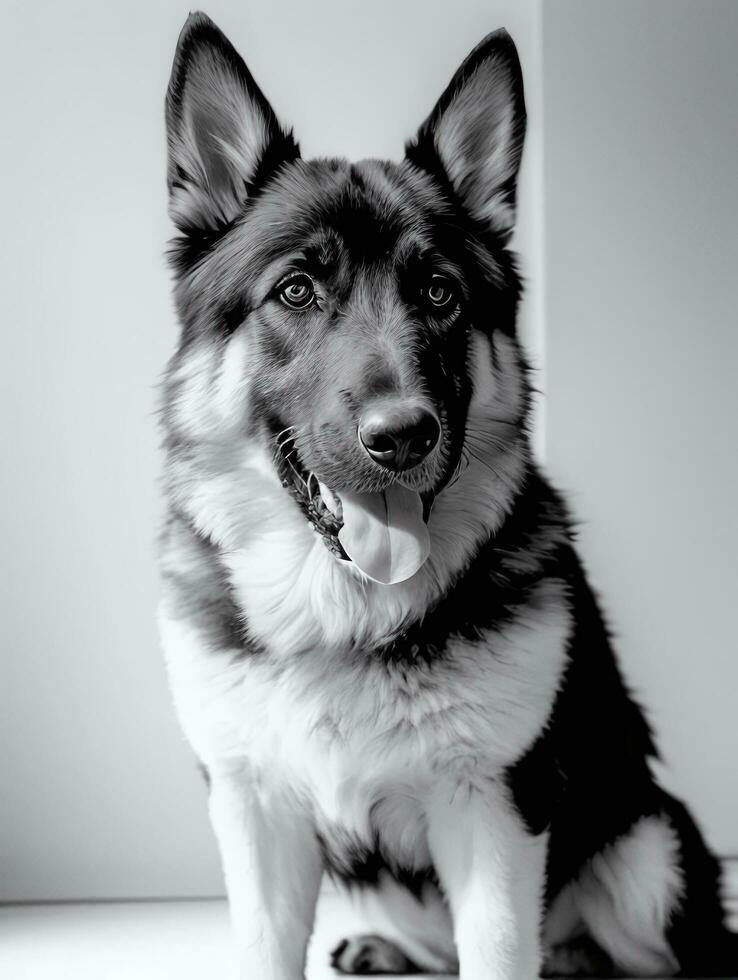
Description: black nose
358,405,441,471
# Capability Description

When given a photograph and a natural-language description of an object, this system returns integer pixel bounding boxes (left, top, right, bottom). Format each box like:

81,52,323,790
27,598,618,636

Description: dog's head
164,13,529,587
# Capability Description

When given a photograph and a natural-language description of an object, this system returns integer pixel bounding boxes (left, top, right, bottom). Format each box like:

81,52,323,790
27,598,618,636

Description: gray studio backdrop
0,0,735,901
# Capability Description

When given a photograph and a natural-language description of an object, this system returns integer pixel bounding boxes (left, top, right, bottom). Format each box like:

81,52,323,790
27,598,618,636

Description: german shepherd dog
159,13,736,979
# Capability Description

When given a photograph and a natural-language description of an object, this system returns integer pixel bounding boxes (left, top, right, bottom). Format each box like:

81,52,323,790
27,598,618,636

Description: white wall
0,0,543,900
542,0,738,855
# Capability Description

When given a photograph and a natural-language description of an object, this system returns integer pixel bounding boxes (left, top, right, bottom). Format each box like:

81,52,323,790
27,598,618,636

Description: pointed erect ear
406,30,526,239
165,12,299,233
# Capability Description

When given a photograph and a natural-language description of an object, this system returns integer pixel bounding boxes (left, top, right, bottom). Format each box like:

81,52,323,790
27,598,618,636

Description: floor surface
0,887,448,980
2,880,736,980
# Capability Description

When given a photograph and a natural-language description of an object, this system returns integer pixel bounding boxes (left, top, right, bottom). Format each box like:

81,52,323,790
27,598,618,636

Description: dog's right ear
165,12,298,234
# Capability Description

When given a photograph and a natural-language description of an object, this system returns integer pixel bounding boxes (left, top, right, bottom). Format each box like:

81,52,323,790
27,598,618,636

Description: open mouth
275,432,434,585
275,436,348,559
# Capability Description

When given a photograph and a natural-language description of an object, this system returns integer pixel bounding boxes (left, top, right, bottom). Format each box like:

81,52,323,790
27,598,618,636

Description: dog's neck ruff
186,433,526,660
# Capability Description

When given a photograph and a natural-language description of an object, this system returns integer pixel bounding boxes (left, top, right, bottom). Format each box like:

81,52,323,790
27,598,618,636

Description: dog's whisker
274,425,297,442
464,446,514,489
444,449,471,490
464,430,528,468
286,458,309,490
445,455,470,491
281,448,309,490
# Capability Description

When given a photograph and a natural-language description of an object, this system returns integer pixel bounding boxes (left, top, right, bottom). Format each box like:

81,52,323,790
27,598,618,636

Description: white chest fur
159,577,570,870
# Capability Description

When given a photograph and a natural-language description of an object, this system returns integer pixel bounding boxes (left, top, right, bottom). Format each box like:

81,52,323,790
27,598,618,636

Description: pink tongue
337,485,430,585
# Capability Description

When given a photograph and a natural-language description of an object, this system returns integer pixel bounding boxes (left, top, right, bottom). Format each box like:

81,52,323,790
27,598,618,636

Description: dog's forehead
250,157,447,268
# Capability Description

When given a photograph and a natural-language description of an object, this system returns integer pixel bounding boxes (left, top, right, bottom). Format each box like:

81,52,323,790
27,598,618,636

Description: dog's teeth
318,481,341,518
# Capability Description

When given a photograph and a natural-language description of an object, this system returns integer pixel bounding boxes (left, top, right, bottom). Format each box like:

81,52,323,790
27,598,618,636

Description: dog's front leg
208,764,323,980
427,783,546,980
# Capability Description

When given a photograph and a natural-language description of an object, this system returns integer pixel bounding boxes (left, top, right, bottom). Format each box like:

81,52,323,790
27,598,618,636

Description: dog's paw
542,935,618,978
330,933,418,974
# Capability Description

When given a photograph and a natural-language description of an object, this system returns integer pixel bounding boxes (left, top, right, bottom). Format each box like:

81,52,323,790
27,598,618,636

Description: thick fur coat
159,13,737,979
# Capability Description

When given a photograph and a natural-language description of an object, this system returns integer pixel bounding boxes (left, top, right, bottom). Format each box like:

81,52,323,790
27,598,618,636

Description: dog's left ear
165,12,299,234
406,30,526,239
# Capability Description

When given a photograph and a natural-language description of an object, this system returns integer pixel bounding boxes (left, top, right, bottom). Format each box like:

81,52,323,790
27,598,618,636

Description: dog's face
164,14,528,586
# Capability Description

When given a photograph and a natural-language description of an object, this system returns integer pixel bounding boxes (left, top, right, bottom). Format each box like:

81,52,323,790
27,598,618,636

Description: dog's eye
277,274,316,311
422,275,457,313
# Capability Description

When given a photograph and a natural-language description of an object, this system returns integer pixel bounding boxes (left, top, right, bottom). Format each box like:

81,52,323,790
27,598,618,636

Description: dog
158,12,736,979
